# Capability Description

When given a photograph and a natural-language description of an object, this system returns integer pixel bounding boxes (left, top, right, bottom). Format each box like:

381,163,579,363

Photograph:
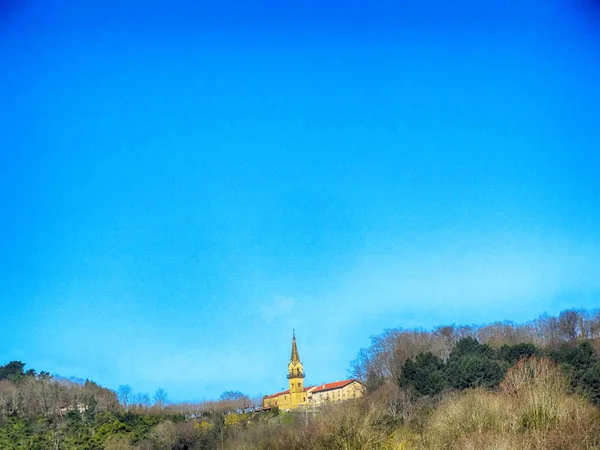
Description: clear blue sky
1,0,599,402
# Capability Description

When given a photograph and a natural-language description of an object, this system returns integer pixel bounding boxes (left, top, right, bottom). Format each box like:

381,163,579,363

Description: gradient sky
1,0,600,402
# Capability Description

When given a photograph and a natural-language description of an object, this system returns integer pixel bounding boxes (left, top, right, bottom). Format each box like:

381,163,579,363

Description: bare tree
117,385,132,412
132,392,151,409
0,380,17,417
533,313,561,346
83,380,119,413
219,391,250,413
558,309,580,342
432,325,456,361
590,309,600,339
153,388,168,409
351,328,438,391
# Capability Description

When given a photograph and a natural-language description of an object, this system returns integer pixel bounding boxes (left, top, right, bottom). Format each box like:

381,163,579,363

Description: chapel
262,332,364,410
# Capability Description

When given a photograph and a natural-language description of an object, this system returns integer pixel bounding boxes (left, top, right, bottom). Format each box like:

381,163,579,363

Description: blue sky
1,0,600,401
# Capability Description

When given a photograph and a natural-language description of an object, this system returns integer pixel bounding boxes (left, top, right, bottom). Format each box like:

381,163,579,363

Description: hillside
1,307,599,449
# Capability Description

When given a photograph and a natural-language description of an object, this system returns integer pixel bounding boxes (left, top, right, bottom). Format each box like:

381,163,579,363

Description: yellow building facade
263,332,364,410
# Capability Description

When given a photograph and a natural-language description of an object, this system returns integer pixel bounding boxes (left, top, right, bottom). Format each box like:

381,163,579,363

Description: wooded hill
1,307,599,449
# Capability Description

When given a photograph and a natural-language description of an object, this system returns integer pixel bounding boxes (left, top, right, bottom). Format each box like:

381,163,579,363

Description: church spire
290,329,300,363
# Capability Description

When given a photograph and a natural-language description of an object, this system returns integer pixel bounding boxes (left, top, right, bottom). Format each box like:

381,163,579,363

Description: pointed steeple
290,329,300,363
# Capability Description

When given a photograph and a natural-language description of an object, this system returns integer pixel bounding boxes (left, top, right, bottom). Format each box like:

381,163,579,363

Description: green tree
546,340,596,371
445,354,507,389
497,342,539,364
547,340,600,402
581,361,600,406
448,337,495,360
399,352,447,396
0,361,26,382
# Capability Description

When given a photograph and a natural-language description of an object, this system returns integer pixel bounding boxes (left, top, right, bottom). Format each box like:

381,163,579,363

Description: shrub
424,358,600,449
425,389,514,448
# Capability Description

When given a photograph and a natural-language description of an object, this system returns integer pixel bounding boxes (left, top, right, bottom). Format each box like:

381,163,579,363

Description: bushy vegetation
424,358,600,449
1,307,599,449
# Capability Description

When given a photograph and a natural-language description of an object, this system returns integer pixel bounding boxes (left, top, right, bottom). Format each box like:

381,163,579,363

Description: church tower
287,330,306,408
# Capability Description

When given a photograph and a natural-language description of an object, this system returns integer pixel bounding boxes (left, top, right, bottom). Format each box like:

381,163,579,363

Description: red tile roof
264,379,361,399
309,379,358,393
263,389,290,399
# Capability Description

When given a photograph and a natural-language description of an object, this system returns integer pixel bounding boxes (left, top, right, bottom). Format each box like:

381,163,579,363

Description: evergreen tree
399,352,447,396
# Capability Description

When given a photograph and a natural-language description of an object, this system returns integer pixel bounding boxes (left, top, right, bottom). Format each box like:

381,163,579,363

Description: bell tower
287,330,305,407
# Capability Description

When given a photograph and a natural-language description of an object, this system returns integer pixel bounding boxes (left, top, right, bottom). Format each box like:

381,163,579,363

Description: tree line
399,337,599,404
1,306,599,449
350,307,600,392
0,361,262,449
